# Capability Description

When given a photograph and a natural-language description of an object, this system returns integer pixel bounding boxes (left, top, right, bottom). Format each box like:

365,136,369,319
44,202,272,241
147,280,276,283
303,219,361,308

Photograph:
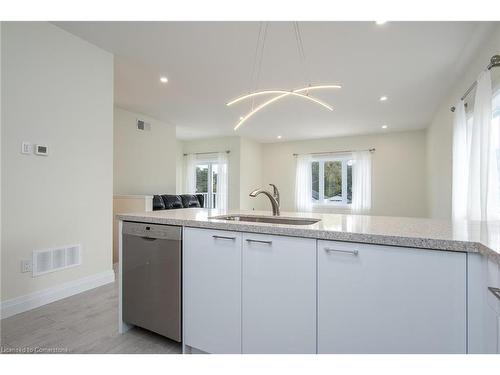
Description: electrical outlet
21,260,32,273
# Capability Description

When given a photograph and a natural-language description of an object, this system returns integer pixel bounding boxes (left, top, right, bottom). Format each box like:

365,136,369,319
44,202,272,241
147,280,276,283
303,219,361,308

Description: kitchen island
117,209,500,354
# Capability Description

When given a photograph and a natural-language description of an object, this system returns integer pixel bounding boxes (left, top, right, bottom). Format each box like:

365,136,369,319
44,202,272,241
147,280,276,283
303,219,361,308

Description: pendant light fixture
228,22,342,131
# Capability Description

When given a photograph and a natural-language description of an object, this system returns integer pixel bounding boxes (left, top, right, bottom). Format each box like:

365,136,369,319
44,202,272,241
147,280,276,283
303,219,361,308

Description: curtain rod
450,54,500,112
183,150,230,156
293,148,375,157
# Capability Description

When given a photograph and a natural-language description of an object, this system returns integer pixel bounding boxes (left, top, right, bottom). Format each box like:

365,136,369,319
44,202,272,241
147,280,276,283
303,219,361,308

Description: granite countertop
117,208,500,263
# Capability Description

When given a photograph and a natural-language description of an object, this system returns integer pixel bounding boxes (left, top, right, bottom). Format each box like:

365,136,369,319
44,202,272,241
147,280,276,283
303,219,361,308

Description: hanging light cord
228,21,340,131
248,22,263,96
293,21,310,90
249,22,268,111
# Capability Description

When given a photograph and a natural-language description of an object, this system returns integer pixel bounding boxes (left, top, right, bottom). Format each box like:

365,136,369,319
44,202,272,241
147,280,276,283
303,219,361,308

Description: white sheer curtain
294,154,313,212
185,153,196,194
216,152,229,211
453,70,499,221
452,100,468,220
351,151,372,213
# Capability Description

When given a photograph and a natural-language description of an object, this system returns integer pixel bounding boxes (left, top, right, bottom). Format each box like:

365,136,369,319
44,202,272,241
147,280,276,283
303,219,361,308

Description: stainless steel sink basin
210,215,321,225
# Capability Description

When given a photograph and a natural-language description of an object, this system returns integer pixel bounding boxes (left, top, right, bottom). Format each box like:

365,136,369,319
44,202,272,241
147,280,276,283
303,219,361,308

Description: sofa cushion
161,194,183,209
181,194,202,208
196,194,204,208
153,195,166,210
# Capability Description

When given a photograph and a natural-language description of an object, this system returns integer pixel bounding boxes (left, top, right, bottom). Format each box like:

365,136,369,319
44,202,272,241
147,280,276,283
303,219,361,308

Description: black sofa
153,194,205,211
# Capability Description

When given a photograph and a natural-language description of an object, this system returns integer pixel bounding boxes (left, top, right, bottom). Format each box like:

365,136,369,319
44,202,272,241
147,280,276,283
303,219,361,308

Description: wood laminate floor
0,270,182,354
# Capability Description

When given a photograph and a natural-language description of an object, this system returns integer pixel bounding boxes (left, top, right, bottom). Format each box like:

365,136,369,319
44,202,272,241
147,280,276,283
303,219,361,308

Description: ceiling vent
136,119,151,131
32,244,82,277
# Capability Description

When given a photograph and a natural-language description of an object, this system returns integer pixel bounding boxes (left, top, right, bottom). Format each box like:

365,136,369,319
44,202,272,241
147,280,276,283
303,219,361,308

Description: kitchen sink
209,215,321,225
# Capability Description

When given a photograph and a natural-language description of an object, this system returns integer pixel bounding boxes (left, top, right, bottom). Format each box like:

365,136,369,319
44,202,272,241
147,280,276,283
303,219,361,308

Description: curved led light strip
227,90,333,110
228,85,342,105
232,84,342,130
234,93,295,130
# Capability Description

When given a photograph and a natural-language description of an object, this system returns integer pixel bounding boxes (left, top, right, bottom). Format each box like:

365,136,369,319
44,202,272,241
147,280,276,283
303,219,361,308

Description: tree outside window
312,156,352,205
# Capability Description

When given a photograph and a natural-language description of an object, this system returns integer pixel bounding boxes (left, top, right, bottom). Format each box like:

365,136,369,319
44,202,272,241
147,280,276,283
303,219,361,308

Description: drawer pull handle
489,287,500,301
324,247,358,256
213,235,237,241
246,239,272,245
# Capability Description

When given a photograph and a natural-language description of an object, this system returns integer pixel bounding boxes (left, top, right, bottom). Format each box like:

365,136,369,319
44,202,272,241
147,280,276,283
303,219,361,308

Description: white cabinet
183,227,242,353
317,240,467,354
183,227,470,354
242,233,316,353
468,254,500,353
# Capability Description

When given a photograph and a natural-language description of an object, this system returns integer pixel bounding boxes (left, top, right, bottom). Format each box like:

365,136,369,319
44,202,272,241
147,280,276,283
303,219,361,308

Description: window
195,161,218,208
311,155,352,206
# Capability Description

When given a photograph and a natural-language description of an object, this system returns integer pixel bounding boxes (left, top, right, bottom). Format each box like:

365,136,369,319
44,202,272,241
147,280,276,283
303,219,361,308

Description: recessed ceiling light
375,21,387,25
379,96,388,102
160,76,168,83
381,125,388,129
277,135,282,139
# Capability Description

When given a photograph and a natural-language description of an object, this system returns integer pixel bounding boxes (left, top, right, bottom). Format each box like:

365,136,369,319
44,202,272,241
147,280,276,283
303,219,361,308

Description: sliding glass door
195,161,218,208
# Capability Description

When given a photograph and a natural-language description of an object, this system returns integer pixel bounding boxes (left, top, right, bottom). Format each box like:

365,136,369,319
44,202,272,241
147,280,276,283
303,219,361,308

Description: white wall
1,22,114,301
114,106,177,195
176,140,184,194
178,131,427,217
179,137,241,210
262,130,428,218
239,138,267,211
426,24,500,218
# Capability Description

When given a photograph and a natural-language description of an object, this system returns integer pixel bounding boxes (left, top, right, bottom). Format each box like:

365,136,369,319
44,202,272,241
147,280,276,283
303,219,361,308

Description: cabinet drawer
317,240,467,353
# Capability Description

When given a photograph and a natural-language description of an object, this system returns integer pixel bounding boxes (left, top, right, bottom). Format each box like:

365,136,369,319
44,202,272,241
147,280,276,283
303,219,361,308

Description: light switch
21,142,33,155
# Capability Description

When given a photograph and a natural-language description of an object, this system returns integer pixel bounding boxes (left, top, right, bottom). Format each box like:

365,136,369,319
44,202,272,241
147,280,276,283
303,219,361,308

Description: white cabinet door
318,240,467,354
468,254,500,353
242,233,316,353
487,259,500,353
183,227,242,353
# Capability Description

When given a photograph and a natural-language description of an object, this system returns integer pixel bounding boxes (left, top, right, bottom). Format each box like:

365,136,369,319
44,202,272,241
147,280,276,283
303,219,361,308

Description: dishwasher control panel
122,221,182,240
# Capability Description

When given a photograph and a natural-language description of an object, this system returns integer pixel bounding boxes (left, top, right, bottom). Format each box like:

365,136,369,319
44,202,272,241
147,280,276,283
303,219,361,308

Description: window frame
311,153,353,208
195,159,218,209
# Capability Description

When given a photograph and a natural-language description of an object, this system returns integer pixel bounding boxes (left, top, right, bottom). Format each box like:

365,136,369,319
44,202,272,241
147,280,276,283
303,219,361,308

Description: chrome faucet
269,184,280,205
249,185,281,216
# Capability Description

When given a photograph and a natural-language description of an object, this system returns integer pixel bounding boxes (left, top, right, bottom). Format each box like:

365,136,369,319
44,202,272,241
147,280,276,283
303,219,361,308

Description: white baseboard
0,269,115,319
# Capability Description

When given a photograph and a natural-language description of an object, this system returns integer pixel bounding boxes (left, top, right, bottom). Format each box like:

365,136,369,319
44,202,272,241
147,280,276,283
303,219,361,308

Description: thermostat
35,144,49,156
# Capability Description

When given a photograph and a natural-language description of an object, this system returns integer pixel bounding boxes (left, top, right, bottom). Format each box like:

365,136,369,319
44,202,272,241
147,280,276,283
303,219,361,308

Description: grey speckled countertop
117,209,500,263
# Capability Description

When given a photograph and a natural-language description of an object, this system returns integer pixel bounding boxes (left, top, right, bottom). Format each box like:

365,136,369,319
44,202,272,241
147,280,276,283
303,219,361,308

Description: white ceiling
55,21,494,142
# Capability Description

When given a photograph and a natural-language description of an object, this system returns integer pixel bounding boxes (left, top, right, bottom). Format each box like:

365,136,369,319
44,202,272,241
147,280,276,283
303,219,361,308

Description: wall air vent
32,244,82,277
136,119,151,131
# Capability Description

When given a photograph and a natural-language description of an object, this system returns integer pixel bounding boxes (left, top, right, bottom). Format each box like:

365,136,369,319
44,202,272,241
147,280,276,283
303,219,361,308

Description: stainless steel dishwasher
122,221,182,342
